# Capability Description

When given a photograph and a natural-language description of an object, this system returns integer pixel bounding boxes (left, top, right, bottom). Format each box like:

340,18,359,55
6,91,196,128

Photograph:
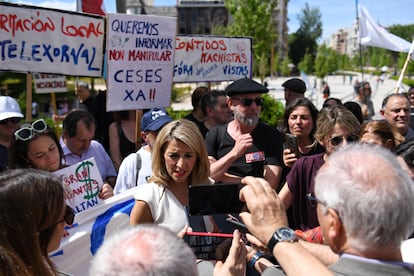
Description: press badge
245,151,265,163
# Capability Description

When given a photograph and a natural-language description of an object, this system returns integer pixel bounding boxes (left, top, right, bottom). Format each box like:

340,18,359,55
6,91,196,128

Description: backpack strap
135,152,142,186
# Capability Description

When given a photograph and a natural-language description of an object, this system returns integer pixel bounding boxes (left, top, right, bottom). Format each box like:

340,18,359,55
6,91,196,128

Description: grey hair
90,224,198,276
315,144,414,252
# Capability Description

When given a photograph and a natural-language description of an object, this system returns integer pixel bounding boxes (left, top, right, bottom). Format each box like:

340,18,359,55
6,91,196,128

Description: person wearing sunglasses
238,144,414,276
0,96,24,172
0,169,75,275
205,78,283,190
9,118,65,172
278,105,361,232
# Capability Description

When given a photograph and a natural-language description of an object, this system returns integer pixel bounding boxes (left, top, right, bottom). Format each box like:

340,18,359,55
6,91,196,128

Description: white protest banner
53,157,104,214
173,35,252,83
33,73,67,93
106,13,176,111
50,186,139,275
0,2,104,77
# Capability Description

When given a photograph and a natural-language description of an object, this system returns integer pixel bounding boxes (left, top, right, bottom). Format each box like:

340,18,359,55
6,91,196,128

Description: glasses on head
58,205,75,225
0,117,20,125
329,134,359,147
14,118,47,141
232,97,264,107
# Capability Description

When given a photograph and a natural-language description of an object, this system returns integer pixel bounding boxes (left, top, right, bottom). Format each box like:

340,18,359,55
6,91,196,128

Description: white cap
0,96,24,121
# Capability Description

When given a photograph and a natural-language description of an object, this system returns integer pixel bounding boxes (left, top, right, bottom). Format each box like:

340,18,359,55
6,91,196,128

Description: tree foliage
314,44,340,79
288,3,322,66
224,0,278,77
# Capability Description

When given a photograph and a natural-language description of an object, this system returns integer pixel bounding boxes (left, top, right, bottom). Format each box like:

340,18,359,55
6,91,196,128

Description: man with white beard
205,78,283,190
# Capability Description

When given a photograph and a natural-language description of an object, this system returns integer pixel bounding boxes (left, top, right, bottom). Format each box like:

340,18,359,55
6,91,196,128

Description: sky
9,0,414,41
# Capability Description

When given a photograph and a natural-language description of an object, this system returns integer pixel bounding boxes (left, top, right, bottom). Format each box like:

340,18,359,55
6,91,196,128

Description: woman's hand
283,148,298,168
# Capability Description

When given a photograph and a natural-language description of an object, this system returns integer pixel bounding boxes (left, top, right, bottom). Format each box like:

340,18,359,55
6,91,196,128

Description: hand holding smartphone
285,133,301,157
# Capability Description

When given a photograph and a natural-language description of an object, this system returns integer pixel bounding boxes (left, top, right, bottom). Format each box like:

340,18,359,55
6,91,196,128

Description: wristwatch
248,251,265,270
267,227,298,252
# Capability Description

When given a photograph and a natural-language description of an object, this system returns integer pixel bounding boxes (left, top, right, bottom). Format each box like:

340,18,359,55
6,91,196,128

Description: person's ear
380,109,385,116
141,131,148,143
318,137,326,147
206,105,214,116
384,139,394,150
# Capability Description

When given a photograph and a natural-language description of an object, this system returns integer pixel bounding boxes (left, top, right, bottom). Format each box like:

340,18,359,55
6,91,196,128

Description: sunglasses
329,134,359,147
0,117,20,125
14,118,47,141
58,205,75,225
232,97,264,107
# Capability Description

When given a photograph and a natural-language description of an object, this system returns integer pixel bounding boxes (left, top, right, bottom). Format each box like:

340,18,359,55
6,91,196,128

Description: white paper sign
33,73,67,93
53,157,104,214
173,35,252,83
106,13,177,111
0,2,104,77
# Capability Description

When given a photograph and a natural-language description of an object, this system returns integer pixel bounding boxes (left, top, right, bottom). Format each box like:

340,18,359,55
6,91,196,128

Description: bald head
90,225,197,276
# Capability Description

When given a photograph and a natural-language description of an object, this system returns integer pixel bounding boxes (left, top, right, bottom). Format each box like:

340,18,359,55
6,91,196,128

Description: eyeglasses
14,118,47,141
329,134,359,147
58,205,75,225
232,97,264,107
306,193,326,208
0,117,20,125
307,193,343,223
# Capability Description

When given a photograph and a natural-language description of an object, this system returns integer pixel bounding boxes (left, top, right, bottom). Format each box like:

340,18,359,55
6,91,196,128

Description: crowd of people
0,76,413,276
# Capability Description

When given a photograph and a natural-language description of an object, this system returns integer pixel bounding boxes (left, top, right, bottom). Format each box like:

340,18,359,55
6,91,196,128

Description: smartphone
184,232,233,260
225,216,249,234
188,183,245,215
285,133,301,157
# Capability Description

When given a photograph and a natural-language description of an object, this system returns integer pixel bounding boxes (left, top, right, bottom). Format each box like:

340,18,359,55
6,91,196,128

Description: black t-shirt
205,122,283,178
184,113,209,138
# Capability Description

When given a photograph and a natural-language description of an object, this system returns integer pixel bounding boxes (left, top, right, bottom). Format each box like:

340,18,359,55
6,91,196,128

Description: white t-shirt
133,183,188,234
114,147,152,195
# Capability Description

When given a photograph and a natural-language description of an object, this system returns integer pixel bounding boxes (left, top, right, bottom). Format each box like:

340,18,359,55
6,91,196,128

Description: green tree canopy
225,0,278,77
288,3,322,66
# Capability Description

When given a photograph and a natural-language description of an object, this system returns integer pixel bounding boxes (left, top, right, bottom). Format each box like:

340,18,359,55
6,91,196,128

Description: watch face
276,227,296,240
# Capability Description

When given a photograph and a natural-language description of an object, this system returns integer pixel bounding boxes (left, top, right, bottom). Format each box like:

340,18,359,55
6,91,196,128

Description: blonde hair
149,120,210,187
315,105,361,142
360,120,404,149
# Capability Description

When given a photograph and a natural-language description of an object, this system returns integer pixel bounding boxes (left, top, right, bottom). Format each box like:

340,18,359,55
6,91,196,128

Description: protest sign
106,13,177,111
173,35,252,83
53,157,104,214
0,2,104,77
33,73,67,93
50,186,139,275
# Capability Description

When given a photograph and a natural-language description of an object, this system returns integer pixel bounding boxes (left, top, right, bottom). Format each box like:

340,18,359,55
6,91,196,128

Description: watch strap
248,251,265,270
267,227,297,252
